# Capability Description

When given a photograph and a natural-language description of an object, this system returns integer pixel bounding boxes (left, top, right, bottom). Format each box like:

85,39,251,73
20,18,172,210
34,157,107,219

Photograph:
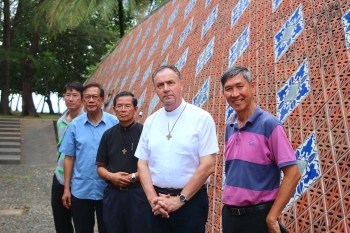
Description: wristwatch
131,173,136,183
179,194,187,203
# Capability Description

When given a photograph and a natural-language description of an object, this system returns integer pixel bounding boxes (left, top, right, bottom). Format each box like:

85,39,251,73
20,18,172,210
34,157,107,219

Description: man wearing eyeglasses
51,81,84,233
96,91,149,232
59,82,119,233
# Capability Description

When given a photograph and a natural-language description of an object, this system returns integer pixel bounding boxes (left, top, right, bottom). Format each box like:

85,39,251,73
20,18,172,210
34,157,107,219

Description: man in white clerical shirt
135,65,219,233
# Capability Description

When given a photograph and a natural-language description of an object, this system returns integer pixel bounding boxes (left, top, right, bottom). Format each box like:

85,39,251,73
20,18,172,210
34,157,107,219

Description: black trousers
51,174,74,233
222,204,271,233
148,187,209,233
71,194,107,233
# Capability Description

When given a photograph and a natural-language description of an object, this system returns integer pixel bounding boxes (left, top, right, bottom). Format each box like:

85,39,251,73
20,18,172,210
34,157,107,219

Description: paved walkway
0,119,57,233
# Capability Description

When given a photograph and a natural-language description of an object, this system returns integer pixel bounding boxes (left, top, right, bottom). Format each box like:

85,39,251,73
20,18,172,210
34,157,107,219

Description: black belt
108,181,141,191
154,185,206,196
226,202,273,215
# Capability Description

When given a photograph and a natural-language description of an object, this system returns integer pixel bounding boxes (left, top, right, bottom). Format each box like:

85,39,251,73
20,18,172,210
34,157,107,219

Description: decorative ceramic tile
276,59,310,122
142,23,152,43
168,5,179,29
341,9,350,49
272,0,283,12
111,62,118,75
106,98,114,112
184,0,196,20
179,18,193,48
162,55,169,66
172,0,176,5
202,5,218,38
138,88,147,108
229,24,250,67
133,29,142,47
154,14,164,36
205,0,212,8
285,132,320,209
148,94,160,116
192,77,210,108
231,0,250,28
119,71,129,92
125,36,132,52
196,37,215,76
141,62,153,87
148,36,159,59
225,103,235,122
119,56,126,69
175,47,189,71
274,4,304,61
127,51,135,67
136,44,146,64
129,66,140,89
162,30,174,55
118,42,124,54
114,77,121,89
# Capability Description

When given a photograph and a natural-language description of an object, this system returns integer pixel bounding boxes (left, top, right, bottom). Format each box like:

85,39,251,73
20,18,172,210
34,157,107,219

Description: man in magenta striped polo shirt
221,66,301,233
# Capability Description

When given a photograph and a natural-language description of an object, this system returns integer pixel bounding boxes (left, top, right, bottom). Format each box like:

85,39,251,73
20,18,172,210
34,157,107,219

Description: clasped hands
150,194,185,218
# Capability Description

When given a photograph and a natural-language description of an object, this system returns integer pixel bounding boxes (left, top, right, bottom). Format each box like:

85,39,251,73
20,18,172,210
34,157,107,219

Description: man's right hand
109,172,131,187
62,189,71,209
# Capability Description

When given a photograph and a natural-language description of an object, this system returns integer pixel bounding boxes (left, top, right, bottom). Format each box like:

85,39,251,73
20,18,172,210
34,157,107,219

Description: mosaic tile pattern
274,5,304,61
119,57,126,69
113,77,120,89
225,103,235,123
276,59,310,122
133,29,142,47
168,5,179,29
148,36,159,59
162,30,174,55
272,0,283,12
192,77,210,108
341,9,350,49
148,94,159,116
154,14,164,36
129,66,140,89
179,18,193,48
138,88,147,108
136,45,146,64
127,51,135,67
142,24,152,43
119,72,129,92
196,37,215,76
125,36,132,51
202,5,218,38
229,25,250,67
175,47,189,71
184,0,196,20
162,55,169,66
205,0,212,8
231,0,250,27
141,61,153,87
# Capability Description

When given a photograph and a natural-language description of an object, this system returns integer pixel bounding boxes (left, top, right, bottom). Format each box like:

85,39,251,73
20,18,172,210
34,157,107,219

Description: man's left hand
152,194,185,216
266,219,281,233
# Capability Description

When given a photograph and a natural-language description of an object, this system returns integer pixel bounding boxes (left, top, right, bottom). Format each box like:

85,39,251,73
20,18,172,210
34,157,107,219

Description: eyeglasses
83,95,100,101
63,94,81,99
115,105,133,110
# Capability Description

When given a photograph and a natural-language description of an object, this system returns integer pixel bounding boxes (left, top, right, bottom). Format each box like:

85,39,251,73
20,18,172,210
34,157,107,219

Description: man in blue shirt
59,83,119,233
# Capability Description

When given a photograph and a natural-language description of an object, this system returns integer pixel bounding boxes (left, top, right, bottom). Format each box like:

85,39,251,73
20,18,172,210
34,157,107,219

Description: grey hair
220,66,253,88
152,65,181,84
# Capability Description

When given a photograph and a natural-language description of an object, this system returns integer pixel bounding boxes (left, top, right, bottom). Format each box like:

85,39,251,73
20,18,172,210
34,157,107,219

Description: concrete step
0,148,20,155
0,118,20,123
0,128,20,132
0,136,21,142
0,141,20,148
0,132,21,137
0,155,20,164
0,123,21,128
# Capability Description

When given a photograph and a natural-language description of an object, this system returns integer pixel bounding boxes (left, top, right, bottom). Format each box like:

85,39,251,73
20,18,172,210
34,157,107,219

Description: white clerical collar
164,99,186,117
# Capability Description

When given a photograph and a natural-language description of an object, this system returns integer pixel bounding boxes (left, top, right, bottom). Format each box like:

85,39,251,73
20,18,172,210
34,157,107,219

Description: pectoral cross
122,148,127,154
166,133,172,140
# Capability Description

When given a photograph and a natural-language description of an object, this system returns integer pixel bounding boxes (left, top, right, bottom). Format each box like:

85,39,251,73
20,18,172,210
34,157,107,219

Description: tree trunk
21,29,40,117
0,0,12,115
117,0,125,37
45,93,55,114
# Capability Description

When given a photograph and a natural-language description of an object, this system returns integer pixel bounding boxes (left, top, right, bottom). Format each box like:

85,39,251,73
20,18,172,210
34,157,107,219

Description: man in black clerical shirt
96,91,149,233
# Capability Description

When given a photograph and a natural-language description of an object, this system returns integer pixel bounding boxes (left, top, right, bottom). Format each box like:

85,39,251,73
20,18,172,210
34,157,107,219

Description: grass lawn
0,111,61,119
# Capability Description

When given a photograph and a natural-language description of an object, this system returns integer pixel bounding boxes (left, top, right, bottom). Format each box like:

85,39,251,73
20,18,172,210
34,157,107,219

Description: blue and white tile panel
148,36,159,59
341,9,350,49
138,88,147,108
229,25,250,67
179,18,193,48
127,51,135,67
162,55,169,66
272,0,283,12
285,132,320,209
225,103,235,123
205,0,212,8
137,45,146,64
148,94,160,116
114,77,121,89
184,0,196,20
141,61,153,87
196,37,215,76
162,30,174,55
276,59,310,122
154,14,164,36
119,71,130,92
129,66,140,89
168,5,179,29
231,0,250,28
175,47,189,71
133,29,142,47
192,77,210,108
202,5,218,38
142,23,152,43
172,0,176,5
106,98,114,112
274,5,304,61
119,57,126,69
125,36,132,52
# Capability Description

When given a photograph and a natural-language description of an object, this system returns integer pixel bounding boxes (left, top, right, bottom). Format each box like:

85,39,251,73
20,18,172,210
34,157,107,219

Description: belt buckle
120,187,128,190
231,207,245,215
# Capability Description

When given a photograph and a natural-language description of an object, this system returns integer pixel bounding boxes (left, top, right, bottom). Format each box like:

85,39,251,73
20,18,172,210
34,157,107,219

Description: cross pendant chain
166,133,172,140
166,103,187,141
122,148,127,154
